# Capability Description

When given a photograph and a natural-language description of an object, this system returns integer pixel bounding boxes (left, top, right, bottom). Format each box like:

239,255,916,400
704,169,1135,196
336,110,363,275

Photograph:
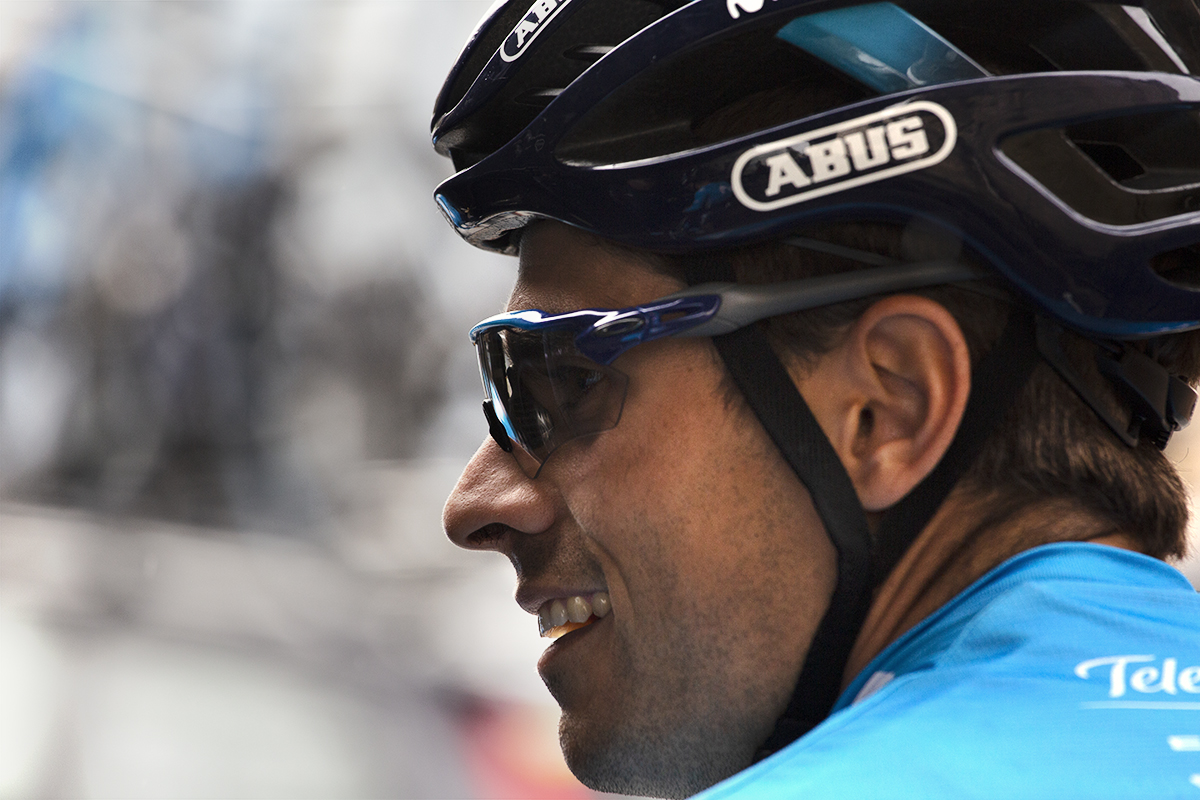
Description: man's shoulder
698,544,1200,800
929,543,1199,672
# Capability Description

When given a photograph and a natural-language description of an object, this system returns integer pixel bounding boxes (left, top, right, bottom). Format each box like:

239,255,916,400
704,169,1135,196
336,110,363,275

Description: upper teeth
538,592,611,637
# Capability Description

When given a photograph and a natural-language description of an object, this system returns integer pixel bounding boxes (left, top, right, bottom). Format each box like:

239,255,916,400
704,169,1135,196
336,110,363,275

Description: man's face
443,223,837,798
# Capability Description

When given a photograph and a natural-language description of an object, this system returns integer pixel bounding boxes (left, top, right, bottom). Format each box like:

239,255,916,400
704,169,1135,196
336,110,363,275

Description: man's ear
792,295,972,512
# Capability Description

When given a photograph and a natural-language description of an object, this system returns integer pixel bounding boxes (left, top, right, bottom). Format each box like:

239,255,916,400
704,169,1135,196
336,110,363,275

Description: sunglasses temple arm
667,260,988,338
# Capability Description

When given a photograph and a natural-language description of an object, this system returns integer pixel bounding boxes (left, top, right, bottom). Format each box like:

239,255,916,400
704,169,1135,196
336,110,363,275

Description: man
433,0,1200,797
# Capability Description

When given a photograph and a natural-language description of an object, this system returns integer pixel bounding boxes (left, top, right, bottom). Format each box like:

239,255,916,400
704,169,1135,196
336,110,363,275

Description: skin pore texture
442,222,1138,798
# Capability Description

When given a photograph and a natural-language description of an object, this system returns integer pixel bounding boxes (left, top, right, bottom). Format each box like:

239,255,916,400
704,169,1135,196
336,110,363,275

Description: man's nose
442,438,557,551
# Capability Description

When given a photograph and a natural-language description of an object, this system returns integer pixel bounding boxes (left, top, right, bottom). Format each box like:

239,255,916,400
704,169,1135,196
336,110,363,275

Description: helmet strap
712,323,874,754
692,256,1041,755
690,258,871,746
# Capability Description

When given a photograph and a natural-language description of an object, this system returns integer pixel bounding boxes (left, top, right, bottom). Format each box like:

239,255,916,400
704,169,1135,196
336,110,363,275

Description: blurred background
0,2,1196,798
0,1,590,797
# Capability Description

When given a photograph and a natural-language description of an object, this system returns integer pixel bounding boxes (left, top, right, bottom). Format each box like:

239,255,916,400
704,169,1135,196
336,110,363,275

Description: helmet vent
1065,110,1200,192
434,0,673,160
555,19,870,165
1152,245,1200,292
1002,107,1200,227
1072,141,1146,184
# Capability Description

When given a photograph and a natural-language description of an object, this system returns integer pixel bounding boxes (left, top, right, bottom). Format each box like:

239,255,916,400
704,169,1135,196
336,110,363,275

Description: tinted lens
477,325,629,476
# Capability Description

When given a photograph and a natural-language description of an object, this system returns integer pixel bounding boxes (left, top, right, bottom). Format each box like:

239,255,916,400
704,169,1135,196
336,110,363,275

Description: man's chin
557,709,747,800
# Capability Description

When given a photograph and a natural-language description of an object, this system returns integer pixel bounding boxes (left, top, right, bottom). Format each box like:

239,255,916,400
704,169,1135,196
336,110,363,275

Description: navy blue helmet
433,0,1200,339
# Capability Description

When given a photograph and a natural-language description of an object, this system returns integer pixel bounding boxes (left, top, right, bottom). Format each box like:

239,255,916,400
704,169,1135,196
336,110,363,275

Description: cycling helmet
432,0,1200,751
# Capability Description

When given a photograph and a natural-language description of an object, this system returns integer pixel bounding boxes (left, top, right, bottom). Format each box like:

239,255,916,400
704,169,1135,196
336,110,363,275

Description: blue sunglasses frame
470,253,986,474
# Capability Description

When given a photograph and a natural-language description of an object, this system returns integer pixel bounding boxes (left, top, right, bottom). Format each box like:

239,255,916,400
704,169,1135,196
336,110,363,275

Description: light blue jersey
699,543,1200,799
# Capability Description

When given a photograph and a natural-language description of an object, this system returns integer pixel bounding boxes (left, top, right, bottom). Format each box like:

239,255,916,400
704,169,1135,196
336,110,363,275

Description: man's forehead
508,223,682,314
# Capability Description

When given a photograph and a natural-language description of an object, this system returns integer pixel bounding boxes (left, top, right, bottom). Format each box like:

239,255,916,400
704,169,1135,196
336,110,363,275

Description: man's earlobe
797,295,972,513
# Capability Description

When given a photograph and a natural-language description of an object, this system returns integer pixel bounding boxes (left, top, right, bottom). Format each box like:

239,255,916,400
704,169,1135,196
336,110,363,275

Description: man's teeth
539,592,611,638
566,596,590,623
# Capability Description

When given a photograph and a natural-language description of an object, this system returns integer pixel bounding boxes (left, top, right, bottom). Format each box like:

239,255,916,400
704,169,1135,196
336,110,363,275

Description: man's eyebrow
507,285,629,314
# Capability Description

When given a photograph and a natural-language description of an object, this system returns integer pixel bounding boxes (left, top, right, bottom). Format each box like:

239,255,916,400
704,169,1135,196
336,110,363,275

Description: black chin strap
712,324,873,755
691,250,1040,755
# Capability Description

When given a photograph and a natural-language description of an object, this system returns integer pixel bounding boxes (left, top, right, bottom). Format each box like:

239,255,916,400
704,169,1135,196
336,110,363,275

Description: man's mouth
537,592,611,638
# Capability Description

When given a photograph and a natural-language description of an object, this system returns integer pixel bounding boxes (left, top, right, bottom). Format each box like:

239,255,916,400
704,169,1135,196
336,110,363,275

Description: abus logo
731,102,957,212
727,0,772,18
501,0,572,63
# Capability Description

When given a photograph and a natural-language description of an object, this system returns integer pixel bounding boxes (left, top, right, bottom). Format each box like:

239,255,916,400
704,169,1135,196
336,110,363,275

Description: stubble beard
543,636,762,800
557,709,752,799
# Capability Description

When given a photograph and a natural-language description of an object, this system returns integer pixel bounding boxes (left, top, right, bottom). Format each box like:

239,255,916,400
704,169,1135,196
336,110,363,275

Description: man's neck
843,489,1142,686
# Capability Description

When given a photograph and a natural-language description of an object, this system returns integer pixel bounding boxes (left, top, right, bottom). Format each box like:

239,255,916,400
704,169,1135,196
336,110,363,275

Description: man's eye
560,364,604,389
571,367,604,392
552,364,607,408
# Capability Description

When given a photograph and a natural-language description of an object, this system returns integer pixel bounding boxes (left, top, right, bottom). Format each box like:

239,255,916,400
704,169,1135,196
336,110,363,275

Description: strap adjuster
1037,318,1195,450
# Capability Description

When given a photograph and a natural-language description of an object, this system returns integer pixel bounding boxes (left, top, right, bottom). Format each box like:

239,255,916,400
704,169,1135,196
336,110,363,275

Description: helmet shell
432,0,1200,337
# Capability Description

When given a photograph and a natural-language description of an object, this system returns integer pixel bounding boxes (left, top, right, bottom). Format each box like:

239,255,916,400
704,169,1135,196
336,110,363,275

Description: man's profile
431,1,1200,797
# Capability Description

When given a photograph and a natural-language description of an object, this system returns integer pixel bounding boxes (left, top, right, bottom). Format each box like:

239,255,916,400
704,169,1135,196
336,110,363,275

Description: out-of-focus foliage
0,1,493,529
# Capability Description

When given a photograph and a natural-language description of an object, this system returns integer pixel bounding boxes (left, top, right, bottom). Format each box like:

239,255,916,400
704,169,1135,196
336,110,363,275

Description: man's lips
536,606,610,681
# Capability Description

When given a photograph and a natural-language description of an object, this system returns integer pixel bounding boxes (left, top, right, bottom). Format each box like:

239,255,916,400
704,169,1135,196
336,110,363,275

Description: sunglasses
470,248,986,477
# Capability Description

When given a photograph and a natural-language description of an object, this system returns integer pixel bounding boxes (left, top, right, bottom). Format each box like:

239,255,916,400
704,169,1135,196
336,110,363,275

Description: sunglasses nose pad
482,400,513,453
482,400,545,478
